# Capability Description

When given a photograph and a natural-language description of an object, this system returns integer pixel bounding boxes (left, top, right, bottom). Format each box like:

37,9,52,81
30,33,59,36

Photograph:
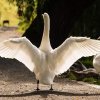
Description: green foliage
7,0,48,32
8,0,38,32
82,77,100,85
66,72,77,80
66,71,100,85
82,77,97,84
94,79,100,85
80,57,93,68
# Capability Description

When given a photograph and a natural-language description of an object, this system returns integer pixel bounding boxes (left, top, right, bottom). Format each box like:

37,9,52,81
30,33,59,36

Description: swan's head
42,13,49,20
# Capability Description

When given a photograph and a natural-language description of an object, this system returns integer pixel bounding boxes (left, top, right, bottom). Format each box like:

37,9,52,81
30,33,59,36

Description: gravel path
0,27,100,100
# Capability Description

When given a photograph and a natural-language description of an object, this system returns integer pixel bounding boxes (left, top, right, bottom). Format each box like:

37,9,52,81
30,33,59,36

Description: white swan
93,54,100,73
93,37,100,73
0,13,100,90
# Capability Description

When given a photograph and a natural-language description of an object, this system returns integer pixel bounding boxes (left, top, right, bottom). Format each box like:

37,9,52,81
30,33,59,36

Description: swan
0,13,100,90
93,37,100,73
93,54,100,73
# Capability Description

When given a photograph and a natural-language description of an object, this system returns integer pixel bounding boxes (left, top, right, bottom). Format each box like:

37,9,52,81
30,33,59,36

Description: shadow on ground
0,57,35,83
0,90,100,98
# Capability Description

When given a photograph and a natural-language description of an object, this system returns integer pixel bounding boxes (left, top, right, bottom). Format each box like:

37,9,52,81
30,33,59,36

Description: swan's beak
42,13,48,19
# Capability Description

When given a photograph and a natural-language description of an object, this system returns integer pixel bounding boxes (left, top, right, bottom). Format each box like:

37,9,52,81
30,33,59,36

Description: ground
0,27,100,100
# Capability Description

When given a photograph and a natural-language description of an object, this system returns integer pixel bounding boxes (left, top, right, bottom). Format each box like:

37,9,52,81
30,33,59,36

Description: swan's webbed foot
49,84,53,91
36,80,40,91
36,88,40,91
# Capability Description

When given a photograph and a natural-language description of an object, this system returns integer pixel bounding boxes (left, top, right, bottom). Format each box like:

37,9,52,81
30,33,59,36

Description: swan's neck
39,13,52,51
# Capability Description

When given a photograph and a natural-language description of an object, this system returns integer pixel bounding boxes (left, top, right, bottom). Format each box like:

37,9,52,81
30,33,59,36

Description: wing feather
0,37,41,72
52,37,100,75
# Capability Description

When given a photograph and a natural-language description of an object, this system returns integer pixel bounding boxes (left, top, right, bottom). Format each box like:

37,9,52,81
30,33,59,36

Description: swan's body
93,54,100,73
0,13,100,88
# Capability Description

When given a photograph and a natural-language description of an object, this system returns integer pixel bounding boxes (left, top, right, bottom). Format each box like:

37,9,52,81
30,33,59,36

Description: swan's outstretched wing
0,37,41,72
52,36,100,75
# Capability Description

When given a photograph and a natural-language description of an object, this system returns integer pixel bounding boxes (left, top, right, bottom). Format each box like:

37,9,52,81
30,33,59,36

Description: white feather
53,37,100,74
0,37,41,72
0,13,100,85
93,54,100,73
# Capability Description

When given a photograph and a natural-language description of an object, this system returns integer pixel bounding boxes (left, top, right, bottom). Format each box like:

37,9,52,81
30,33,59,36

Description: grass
66,72,77,80
82,77,97,84
80,57,93,68
66,72,100,85
82,77,100,85
0,0,19,26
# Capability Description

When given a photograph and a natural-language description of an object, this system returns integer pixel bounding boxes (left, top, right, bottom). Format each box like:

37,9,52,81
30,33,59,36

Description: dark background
23,0,99,48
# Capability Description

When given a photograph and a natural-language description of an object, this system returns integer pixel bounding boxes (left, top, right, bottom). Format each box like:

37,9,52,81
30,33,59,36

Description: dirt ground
0,27,100,100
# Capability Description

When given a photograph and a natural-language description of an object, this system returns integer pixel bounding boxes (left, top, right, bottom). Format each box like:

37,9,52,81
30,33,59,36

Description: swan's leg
36,80,40,91
49,84,53,91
